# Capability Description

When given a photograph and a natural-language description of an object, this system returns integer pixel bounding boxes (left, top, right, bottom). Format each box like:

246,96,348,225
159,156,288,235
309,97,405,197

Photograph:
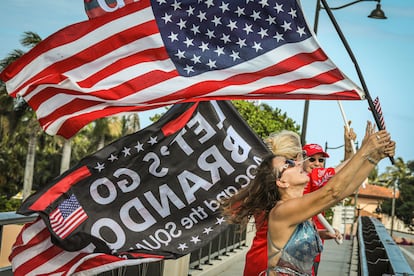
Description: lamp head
368,3,387,19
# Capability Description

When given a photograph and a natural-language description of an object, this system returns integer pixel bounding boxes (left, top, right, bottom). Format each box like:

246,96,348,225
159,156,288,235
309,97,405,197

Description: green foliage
324,208,334,224
379,158,414,229
231,100,300,138
149,106,170,123
368,167,378,182
0,196,21,212
0,144,23,197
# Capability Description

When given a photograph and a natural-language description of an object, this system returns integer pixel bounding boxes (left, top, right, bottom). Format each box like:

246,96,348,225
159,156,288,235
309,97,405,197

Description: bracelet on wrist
365,156,379,166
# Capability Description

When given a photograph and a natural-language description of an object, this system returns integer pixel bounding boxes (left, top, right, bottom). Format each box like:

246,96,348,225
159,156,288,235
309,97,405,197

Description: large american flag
0,0,364,138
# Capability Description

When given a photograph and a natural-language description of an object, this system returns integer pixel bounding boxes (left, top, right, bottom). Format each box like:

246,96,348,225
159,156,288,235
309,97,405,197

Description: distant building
332,183,405,237
351,183,398,220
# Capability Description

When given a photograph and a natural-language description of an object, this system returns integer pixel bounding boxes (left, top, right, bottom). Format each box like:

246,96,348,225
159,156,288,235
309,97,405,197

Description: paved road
400,245,414,272
394,231,414,271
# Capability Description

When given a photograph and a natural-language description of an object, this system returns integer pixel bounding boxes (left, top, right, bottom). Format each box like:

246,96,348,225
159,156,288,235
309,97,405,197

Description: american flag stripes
372,96,386,130
49,194,88,239
0,0,364,138
9,218,162,276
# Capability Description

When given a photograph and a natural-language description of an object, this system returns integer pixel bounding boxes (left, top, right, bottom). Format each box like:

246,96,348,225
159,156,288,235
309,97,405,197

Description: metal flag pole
319,0,394,164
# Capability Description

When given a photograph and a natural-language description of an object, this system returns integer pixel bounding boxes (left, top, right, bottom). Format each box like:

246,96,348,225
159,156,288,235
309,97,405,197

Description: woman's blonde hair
221,130,302,228
264,130,302,159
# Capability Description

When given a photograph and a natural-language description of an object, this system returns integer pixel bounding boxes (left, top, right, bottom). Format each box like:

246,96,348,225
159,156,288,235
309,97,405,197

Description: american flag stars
152,0,311,76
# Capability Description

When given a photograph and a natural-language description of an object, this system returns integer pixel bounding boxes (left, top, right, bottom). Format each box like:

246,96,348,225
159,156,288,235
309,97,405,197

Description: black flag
18,101,270,261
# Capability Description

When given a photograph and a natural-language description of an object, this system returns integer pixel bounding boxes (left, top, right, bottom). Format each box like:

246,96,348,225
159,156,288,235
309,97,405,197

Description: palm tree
60,138,72,173
90,117,123,151
0,49,26,143
2,31,140,203
121,113,141,135
381,157,410,182
377,157,414,229
1,32,43,200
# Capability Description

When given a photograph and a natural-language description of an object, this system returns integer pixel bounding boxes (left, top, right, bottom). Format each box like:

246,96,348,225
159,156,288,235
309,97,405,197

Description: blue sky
1,0,412,174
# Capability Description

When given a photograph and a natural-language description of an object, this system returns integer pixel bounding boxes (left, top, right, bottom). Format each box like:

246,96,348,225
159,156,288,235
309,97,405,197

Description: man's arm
344,120,357,161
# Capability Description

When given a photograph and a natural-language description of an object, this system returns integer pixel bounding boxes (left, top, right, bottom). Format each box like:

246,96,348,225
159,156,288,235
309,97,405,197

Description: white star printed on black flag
190,236,201,244
177,243,188,251
108,154,118,162
122,147,131,157
134,141,144,153
203,227,213,235
215,217,225,225
147,136,158,145
94,162,105,172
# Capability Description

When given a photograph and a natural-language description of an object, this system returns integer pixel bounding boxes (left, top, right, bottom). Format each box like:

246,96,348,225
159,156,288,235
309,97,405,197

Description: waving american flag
0,0,364,138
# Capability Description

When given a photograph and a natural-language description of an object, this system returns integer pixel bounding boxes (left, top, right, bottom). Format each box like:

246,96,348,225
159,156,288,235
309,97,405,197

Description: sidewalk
318,239,356,276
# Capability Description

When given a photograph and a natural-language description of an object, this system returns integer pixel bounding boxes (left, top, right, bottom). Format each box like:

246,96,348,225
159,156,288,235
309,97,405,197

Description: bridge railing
358,216,414,276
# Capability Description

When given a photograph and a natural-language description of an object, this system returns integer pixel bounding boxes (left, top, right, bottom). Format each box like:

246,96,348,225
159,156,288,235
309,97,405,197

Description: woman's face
272,156,309,185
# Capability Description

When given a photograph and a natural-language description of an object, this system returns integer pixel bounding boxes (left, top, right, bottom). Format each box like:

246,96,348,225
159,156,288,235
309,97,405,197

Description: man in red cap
302,143,330,173
302,143,334,275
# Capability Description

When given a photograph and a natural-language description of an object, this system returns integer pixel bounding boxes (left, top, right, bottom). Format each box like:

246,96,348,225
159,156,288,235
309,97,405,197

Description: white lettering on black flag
18,100,270,259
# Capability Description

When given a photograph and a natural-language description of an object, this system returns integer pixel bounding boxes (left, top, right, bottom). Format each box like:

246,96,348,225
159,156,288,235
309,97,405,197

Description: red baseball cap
303,144,330,158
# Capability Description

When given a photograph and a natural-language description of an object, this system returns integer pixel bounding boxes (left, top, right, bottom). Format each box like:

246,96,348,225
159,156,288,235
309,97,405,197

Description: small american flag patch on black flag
49,194,88,239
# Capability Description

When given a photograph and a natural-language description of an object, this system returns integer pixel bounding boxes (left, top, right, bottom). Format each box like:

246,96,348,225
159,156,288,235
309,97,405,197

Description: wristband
365,156,378,165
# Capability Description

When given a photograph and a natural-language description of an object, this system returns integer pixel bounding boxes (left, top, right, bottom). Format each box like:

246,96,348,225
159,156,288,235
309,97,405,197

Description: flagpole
300,0,323,145
319,0,394,164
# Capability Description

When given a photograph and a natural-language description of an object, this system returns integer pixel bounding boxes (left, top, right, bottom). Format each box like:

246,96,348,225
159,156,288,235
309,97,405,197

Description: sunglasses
308,157,325,163
277,159,296,179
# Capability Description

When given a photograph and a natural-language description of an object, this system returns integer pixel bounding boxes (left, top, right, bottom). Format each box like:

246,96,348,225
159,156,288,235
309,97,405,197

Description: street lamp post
390,179,397,236
300,0,387,145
